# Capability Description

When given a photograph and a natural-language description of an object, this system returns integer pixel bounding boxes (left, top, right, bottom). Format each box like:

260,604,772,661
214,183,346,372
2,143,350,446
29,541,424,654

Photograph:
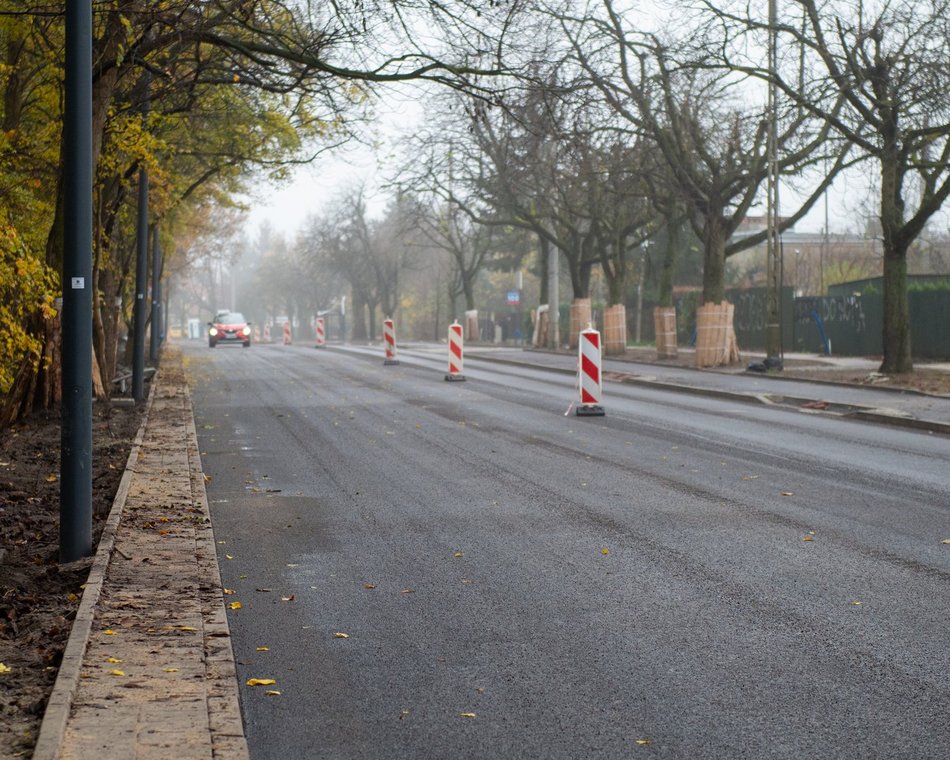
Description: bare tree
712,0,950,372
564,0,849,305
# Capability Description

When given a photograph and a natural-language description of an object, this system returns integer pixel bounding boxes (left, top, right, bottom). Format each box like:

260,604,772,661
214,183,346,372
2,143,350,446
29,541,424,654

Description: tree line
3,0,949,427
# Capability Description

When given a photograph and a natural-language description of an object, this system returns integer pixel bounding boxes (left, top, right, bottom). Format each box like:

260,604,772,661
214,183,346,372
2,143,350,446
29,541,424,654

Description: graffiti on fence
794,296,868,334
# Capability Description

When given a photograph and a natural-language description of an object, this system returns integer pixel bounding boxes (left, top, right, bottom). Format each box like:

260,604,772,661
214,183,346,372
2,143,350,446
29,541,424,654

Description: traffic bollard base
576,404,605,417
384,359,400,366
444,374,467,382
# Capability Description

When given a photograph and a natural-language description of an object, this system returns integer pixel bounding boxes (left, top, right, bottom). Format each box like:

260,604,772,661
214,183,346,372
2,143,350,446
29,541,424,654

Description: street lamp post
636,240,651,343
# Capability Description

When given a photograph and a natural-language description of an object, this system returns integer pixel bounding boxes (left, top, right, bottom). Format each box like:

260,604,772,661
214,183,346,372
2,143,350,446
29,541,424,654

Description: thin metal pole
132,72,150,400
765,0,782,362
60,0,93,562
150,224,161,362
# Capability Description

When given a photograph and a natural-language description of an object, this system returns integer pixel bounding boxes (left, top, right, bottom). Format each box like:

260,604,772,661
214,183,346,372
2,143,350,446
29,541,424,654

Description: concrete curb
468,352,950,436
33,380,157,760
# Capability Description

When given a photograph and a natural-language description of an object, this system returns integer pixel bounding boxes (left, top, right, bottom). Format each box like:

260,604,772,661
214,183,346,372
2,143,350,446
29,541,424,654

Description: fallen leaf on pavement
228,601,242,610
780,491,794,496
246,678,277,686
334,632,349,639
0,663,11,673
741,475,759,480
453,552,464,558
106,657,122,664
46,474,57,482
280,595,295,602
103,629,116,636
601,548,609,555
363,583,377,590
400,588,415,594
178,626,198,632
163,668,179,673
635,739,652,746
460,712,477,719
802,535,814,542
256,647,270,651
110,669,125,677
223,588,236,595
942,539,950,545
265,690,281,696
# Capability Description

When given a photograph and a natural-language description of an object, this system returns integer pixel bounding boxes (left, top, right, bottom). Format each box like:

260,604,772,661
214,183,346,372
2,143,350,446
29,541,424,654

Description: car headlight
242,326,251,336
209,327,218,336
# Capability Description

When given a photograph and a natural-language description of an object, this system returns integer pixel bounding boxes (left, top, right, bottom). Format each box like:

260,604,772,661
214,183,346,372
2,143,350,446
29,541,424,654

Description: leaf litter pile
0,401,144,757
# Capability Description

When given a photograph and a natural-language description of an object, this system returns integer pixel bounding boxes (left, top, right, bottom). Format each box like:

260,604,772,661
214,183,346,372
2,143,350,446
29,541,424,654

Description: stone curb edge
32,378,158,760
182,375,250,759
465,353,950,436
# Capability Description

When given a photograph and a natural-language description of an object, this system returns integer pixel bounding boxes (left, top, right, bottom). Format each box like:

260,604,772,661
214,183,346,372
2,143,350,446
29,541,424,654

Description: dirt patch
0,401,144,758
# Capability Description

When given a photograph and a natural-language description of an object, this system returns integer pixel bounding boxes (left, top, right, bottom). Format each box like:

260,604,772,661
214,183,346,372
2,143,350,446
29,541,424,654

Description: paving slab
34,348,247,760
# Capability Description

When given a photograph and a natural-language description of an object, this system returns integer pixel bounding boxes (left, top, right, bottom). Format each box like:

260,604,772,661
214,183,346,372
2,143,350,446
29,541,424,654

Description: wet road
185,340,950,759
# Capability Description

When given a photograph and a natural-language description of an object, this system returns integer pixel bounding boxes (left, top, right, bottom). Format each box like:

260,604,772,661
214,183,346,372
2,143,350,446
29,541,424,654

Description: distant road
184,340,950,759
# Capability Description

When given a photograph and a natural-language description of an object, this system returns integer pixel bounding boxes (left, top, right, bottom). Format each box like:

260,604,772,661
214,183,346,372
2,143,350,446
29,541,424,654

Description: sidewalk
34,349,247,760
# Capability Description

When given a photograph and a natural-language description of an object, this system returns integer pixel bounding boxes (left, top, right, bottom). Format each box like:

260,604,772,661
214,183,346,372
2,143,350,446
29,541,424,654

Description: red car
208,311,251,348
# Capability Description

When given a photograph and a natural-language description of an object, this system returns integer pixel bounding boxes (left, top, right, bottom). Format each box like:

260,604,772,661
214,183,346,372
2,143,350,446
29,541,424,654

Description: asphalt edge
32,377,157,760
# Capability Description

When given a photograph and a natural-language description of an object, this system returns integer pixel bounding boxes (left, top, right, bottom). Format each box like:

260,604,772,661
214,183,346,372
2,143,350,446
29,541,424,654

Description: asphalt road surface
184,340,950,760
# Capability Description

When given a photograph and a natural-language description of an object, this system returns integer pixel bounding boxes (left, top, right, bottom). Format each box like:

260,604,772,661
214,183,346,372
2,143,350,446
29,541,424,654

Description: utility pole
132,72,150,401
765,0,783,364
60,1,93,562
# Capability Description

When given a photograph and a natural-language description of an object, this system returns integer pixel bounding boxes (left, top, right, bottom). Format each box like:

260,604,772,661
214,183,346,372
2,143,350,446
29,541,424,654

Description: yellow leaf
460,712,477,718
942,539,950,545
265,690,281,696
106,657,122,664
46,474,57,482
601,548,609,555
334,632,349,639
0,663,11,674
225,554,235,560
223,588,236,595
802,536,814,542
163,668,179,673
256,647,270,652
780,491,794,497
851,601,862,605
67,593,79,603
228,601,242,610
103,629,116,635
110,669,125,677
246,678,276,686
635,739,652,746
179,626,198,632
453,552,464,558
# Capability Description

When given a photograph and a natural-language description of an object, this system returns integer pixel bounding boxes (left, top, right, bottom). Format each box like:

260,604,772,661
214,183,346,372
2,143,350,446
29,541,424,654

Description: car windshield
215,312,246,323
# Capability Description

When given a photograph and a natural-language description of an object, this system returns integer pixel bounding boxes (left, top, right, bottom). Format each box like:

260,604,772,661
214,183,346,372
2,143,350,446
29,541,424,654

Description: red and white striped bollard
577,324,605,416
314,317,326,348
383,318,399,365
445,320,466,382
282,320,292,345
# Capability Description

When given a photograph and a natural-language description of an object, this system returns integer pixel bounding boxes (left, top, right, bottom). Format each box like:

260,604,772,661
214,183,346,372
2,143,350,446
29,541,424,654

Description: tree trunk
880,243,912,373
658,224,678,308
537,235,549,306
702,215,727,304
878,144,913,373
